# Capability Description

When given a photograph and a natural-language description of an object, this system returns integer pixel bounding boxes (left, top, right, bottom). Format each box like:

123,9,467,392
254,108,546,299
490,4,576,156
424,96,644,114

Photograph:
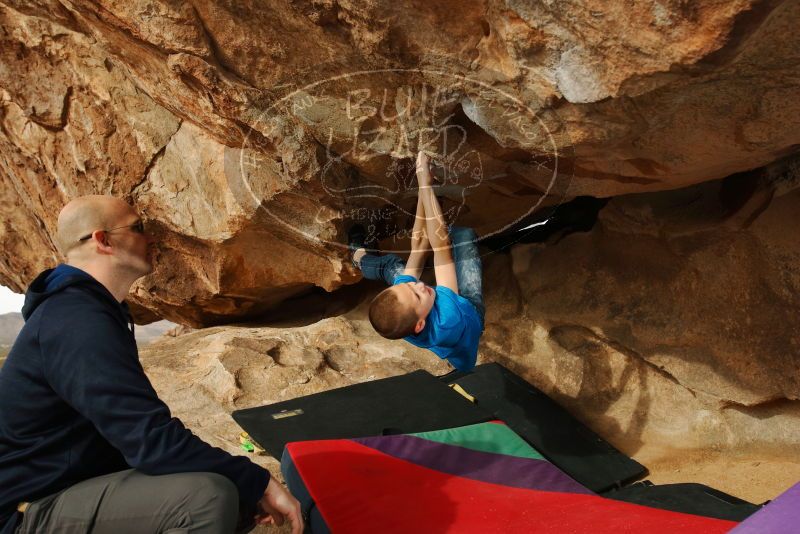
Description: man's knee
185,473,239,527
191,472,239,505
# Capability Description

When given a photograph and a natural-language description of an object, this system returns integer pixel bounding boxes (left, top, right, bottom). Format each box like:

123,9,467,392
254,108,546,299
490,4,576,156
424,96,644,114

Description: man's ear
414,318,426,334
94,231,113,255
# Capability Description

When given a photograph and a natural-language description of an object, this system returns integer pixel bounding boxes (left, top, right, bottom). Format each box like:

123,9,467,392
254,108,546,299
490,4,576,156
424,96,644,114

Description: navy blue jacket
0,266,269,533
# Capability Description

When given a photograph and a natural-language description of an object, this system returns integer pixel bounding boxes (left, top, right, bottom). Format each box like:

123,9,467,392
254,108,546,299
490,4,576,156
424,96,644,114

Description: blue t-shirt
393,274,483,371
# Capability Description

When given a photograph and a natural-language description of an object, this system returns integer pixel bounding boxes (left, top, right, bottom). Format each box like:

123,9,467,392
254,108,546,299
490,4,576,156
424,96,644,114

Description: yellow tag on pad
449,383,476,403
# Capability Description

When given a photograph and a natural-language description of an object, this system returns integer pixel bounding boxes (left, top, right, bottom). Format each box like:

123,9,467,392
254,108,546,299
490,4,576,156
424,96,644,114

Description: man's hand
255,478,304,534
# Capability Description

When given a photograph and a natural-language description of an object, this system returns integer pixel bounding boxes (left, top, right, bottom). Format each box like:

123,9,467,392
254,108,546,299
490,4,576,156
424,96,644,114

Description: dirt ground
635,448,800,504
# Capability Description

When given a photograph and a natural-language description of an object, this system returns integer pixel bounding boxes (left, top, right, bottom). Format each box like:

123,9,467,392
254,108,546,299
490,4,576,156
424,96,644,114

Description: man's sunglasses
78,221,145,242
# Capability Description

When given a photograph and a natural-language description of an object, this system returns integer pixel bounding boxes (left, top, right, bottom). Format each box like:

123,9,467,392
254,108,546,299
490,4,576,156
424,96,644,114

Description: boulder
2,0,800,323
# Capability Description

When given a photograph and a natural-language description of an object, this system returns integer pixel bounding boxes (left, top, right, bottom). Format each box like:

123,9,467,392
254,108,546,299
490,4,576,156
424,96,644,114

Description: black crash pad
232,370,492,459
605,482,761,521
440,363,647,493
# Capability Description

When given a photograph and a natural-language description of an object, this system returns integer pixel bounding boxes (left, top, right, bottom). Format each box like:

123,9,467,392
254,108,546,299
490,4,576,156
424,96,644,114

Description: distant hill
0,312,176,352
0,313,24,348
134,320,178,346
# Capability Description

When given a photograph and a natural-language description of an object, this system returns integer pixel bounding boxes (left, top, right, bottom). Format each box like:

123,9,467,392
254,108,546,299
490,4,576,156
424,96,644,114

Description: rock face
0,0,800,498
140,173,800,502
483,175,800,453
2,0,800,324
138,312,451,498
3,0,800,502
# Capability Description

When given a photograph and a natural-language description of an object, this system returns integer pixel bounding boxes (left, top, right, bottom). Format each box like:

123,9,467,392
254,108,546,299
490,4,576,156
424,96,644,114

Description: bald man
0,196,302,534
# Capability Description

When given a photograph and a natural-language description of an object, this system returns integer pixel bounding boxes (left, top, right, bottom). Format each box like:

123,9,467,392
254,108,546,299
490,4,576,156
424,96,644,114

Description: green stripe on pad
410,422,546,461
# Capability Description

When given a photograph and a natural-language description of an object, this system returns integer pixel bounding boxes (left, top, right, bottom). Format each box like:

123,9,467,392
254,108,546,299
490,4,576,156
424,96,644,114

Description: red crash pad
286,438,736,533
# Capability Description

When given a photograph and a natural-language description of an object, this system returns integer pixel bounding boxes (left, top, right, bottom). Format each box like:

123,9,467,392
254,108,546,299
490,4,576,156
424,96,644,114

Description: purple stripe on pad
731,482,800,533
353,434,592,495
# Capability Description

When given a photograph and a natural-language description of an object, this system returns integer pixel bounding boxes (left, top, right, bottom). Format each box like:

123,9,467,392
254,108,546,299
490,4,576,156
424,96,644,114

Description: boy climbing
350,151,485,372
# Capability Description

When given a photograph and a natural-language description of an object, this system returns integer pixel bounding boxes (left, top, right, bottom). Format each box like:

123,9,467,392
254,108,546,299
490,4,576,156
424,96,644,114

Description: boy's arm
402,193,430,279
416,151,459,293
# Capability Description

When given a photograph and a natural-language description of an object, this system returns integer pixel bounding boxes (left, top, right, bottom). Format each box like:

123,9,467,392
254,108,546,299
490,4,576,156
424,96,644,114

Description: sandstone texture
2,0,800,323
140,173,800,503
483,175,800,455
138,312,450,493
485,168,800,499
3,0,800,506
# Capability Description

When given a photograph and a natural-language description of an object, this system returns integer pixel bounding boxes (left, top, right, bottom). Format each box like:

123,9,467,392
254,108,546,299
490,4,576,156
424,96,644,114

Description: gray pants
16,469,242,534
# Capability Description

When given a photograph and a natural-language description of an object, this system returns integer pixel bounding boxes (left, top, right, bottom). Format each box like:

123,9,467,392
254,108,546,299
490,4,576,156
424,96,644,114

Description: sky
0,286,25,315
